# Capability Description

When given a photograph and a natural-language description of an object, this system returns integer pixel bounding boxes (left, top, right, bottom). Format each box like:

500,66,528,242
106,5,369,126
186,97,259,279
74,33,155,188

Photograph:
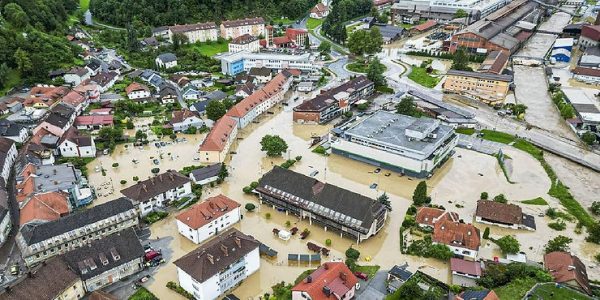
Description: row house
153,22,218,43
16,197,138,267
24,86,70,109
0,138,17,186
220,17,265,40
74,115,114,131
176,194,241,244
33,102,77,137
0,120,28,143
0,187,11,247
58,127,97,158
198,117,238,164
73,83,101,104
120,170,192,216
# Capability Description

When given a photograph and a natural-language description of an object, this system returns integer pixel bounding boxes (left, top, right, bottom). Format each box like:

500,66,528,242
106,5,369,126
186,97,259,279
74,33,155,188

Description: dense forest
322,0,372,43
0,0,80,88
90,0,317,28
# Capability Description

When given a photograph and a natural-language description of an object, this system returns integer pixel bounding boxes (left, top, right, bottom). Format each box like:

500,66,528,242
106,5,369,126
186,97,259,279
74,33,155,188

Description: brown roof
478,51,509,74
221,17,265,28
89,291,118,300
170,109,200,124
450,258,482,276
544,251,591,295
170,22,217,33
199,117,237,152
0,257,80,300
416,207,459,227
432,219,480,251
121,170,191,202
61,90,86,107
311,3,328,14
176,194,240,229
125,82,150,95
581,24,600,41
292,262,359,300
231,34,258,45
19,192,70,226
573,67,600,77
227,72,290,118
59,127,93,147
173,228,260,283
475,200,522,225
413,20,437,32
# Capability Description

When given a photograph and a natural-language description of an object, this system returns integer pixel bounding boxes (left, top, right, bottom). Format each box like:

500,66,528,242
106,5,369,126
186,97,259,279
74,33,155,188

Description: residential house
0,257,85,300
90,72,119,93
24,86,69,109
415,207,459,229
198,117,238,163
86,60,102,76
544,251,592,295
159,84,178,104
126,82,152,100
62,228,145,292
156,53,178,69
256,166,388,243
19,191,71,227
174,228,260,300
235,81,256,98
58,128,97,158
579,24,600,50
61,90,88,114
16,197,138,267
176,194,241,244
33,103,77,137
296,81,315,92
291,262,359,300
572,67,600,84
190,100,214,115
73,83,100,104
248,67,273,83
64,67,91,86
0,186,11,247
229,34,260,53
310,3,329,19
182,85,203,100
451,258,482,287
0,138,17,186
387,264,414,293
166,22,219,43
432,218,480,259
169,109,204,132
120,170,192,216
0,120,28,143
294,76,375,124
75,115,114,131
455,290,500,300
475,200,536,231
201,90,228,102
189,163,223,185
442,70,513,104
220,17,266,40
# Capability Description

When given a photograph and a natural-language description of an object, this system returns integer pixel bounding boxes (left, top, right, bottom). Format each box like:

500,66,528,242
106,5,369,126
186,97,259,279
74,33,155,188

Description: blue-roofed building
386,264,413,293
551,48,571,62
553,38,574,52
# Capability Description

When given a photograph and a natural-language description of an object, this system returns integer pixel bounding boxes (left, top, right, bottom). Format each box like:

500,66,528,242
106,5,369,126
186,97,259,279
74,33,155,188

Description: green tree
544,235,572,253
590,201,600,216
0,63,10,89
3,3,29,29
429,244,453,260
560,104,575,119
395,96,421,117
206,101,226,121
245,203,256,211
345,247,360,260
389,279,423,300
581,131,596,145
135,130,147,141
493,194,507,203
495,235,520,254
260,135,288,157
304,35,310,49
126,23,140,52
367,57,386,87
365,27,383,55
480,192,489,200
14,48,33,74
377,192,391,210
586,223,600,244
412,181,430,206
483,227,490,239
172,33,189,52
318,41,331,54
347,29,369,56
454,9,468,18
512,104,527,116
451,48,472,71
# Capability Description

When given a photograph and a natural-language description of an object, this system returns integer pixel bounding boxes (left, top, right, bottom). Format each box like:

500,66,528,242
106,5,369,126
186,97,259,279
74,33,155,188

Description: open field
190,42,229,57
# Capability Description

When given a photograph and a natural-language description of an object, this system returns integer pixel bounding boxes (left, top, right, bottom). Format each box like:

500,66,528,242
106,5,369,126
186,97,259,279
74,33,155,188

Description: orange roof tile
199,117,237,152
176,194,240,229
416,207,459,227
432,219,480,251
292,262,358,300
19,192,70,225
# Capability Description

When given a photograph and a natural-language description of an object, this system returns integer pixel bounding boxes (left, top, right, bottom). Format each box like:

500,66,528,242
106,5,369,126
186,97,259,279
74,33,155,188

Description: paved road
356,271,387,300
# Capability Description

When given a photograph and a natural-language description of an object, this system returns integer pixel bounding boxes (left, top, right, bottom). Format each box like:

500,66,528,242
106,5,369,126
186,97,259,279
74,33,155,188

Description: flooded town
0,0,599,300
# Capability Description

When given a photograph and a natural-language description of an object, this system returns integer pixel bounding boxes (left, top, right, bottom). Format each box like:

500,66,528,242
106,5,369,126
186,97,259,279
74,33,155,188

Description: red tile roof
416,207,459,227
227,72,290,118
433,219,480,251
544,251,591,295
450,258,482,276
311,3,328,14
413,20,437,32
199,117,237,152
170,109,200,124
75,115,113,126
176,194,240,229
581,24,600,41
61,91,86,107
19,192,70,225
125,82,150,95
292,262,358,300
573,67,600,77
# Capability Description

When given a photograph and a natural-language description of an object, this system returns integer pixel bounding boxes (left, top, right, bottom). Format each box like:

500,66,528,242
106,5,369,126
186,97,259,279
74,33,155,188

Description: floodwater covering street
85,96,600,298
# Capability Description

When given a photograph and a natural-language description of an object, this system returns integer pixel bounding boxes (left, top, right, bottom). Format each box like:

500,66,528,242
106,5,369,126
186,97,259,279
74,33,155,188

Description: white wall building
120,170,192,216
229,34,261,53
220,51,319,75
176,195,241,244
0,138,17,186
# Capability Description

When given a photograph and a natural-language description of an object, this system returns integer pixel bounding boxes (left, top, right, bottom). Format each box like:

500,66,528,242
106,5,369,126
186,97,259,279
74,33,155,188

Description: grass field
495,278,538,300
354,265,380,280
129,287,158,300
190,42,229,57
407,67,440,88
455,128,475,135
307,18,323,30
271,17,295,25
521,197,548,205
346,61,387,74
528,283,592,300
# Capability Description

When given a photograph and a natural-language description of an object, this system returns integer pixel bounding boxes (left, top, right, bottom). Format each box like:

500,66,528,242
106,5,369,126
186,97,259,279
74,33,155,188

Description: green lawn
495,277,538,300
407,67,440,88
271,17,295,25
129,287,158,300
455,128,475,135
346,22,362,35
529,283,592,300
479,129,516,144
190,42,229,57
307,18,323,30
354,265,380,280
521,197,548,205
346,61,387,74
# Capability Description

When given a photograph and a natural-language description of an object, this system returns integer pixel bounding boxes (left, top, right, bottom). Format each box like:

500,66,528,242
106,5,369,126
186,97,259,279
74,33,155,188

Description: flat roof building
443,69,513,104
219,51,318,75
332,111,458,178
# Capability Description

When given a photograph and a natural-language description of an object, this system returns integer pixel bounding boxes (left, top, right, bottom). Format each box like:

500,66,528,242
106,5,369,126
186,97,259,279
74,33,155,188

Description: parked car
10,264,19,276
354,272,368,281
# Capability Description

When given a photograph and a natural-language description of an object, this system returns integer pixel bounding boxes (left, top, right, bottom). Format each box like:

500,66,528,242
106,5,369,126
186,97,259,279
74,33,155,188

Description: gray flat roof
344,111,454,155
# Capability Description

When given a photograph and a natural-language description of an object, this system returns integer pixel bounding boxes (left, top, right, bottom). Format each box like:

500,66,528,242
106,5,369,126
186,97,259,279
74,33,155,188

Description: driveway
357,270,388,300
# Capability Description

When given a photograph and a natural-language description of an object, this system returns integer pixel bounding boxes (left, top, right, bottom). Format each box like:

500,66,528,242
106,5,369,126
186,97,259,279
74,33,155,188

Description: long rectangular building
293,76,374,124
220,51,318,75
152,22,219,43
442,69,513,104
256,166,388,243
332,111,457,178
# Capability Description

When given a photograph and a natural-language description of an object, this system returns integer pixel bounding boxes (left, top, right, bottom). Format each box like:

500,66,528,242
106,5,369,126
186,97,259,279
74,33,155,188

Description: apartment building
293,76,374,124
0,138,17,186
256,167,388,243
443,70,512,104
176,194,241,244
198,117,238,163
220,17,265,40
120,170,192,216
174,228,260,300
229,34,260,53
16,197,138,267
332,111,458,178
220,51,317,75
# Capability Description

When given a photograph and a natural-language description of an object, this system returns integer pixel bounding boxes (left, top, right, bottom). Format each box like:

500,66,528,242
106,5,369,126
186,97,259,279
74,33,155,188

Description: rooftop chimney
207,253,214,264
234,237,241,248
221,244,229,256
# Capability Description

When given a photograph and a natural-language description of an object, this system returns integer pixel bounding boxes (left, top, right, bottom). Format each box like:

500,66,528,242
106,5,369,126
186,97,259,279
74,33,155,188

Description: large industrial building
331,111,457,178
219,51,319,75
391,0,512,23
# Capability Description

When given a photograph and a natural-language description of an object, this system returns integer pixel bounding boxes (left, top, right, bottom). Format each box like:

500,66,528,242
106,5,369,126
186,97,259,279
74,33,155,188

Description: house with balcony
174,228,260,300
176,194,241,244
120,170,192,216
432,218,480,260
292,262,359,300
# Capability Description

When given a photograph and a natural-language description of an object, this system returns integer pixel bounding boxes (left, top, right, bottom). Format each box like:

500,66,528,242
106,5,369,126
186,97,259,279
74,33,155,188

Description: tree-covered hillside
90,0,317,28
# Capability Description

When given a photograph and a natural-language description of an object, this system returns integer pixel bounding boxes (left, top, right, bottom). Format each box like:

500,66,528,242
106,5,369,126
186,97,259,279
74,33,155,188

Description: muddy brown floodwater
88,103,600,299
